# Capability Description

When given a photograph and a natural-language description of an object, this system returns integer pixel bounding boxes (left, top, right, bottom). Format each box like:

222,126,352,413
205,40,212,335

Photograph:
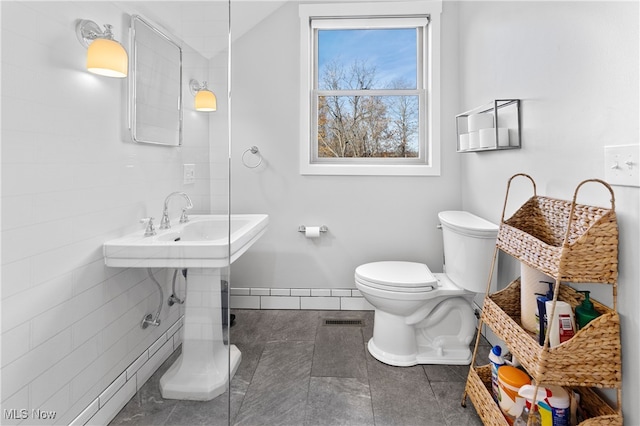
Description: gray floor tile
270,310,320,342
233,341,314,426
164,397,230,426
305,377,374,426
423,363,470,382
110,310,484,426
311,325,368,378
431,381,483,426
366,352,447,426
230,310,278,345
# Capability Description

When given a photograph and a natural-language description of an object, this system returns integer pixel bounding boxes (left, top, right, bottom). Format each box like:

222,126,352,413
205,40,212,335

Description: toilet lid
355,261,437,289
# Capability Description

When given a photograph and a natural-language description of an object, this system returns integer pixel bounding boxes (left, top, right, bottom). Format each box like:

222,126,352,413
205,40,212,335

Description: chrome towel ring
242,146,263,168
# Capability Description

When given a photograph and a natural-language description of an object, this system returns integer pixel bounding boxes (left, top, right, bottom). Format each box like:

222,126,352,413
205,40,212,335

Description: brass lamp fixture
76,19,128,78
190,79,217,112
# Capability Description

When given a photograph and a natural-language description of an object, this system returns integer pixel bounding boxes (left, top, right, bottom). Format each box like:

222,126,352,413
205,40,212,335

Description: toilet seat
355,261,437,293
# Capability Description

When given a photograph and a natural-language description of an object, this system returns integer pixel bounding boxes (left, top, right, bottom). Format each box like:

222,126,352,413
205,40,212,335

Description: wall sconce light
76,19,128,78
190,79,217,112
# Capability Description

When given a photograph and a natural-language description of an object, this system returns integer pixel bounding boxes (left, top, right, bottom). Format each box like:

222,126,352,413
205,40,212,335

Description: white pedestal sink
103,214,268,400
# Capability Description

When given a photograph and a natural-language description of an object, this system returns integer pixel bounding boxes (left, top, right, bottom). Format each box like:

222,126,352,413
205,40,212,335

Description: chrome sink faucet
160,192,193,230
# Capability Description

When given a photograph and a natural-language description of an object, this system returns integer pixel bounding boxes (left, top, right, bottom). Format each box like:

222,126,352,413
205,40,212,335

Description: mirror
129,15,183,146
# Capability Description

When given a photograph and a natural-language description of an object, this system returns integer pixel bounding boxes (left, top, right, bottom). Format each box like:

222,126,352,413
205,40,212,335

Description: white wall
457,1,639,423
1,2,215,423
229,1,462,290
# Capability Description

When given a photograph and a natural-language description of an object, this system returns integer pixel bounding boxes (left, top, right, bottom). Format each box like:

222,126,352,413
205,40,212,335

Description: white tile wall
0,2,217,424
229,288,374,311
301,297,340,310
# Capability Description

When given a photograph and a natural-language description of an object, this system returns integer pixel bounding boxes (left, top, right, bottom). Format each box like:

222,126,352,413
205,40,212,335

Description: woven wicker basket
483,278,622,388
465,365,622,426
497,175,618,284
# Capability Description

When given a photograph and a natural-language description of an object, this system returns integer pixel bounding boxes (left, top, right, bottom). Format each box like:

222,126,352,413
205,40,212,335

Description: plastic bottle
489,345,506,402
514,401,542,426
546,300,576,347
519,384,570,426
513,385,547,426
535,281,554,345
537,385,570,426
575,290,601,330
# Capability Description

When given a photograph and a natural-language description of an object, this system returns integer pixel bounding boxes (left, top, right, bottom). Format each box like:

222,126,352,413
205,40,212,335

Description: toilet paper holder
298,225,328,233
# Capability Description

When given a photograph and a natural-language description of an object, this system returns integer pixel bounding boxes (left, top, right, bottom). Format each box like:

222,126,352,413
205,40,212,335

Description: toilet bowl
355,211,498,366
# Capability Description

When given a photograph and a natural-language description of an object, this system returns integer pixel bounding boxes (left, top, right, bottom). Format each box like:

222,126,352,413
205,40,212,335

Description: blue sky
318,28,417,90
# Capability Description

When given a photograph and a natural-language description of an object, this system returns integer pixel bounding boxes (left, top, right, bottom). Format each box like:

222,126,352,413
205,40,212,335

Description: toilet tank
438,211,499,293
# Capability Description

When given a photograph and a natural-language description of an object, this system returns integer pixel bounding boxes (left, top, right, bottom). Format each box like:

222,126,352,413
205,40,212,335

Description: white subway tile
98,372,126,408
270,288,291,296
0,258,33,300
148,333,167,357
31,336,99,407
230,287,250,296
351,290,362,297
69,398,99,426
1,219,73,262
69,338,129,404
0,194,35,230
250,288,270,296
173,329,184,350
2,271,74,333
136,340,174,391
300,297,340,310
31,239,102,287
1,329,71,399
72,283,107,323
0,385,28,426
229,295,260,309
1,322,30,367
331,289,352,297
260,296,300,310
31,299,76,348
86,376,136,426
310,289,331,297
126,351,148,381
340,297,375,311
35,384,71,425
166,317,183,338
290,288,311,297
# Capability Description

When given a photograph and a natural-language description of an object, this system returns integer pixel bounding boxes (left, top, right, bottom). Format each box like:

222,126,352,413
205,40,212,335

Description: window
299,1,442,176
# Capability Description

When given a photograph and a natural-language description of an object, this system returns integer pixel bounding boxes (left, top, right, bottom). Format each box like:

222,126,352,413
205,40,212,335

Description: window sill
300,162,441,177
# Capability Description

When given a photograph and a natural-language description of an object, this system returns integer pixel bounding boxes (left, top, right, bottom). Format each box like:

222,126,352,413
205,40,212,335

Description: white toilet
355,211,498,366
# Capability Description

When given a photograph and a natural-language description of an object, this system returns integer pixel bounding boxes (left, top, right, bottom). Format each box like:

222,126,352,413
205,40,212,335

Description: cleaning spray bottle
518,384,570,426
489,345,506,402
575,291,601,330
515,386,542,426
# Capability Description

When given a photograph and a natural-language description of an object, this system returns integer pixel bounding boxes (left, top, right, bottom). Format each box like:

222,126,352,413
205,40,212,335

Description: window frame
299,1,442,176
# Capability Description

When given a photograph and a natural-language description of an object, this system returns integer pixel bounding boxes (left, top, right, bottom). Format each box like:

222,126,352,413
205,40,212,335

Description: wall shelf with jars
455,99,521,152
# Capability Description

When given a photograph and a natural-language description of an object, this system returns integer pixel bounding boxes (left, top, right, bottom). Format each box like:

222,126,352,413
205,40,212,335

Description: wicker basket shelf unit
466,365,622,426
462,174,622,425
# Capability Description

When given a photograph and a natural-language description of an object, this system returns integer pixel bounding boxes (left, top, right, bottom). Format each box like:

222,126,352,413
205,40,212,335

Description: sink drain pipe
141,268,164,329
168,269,187,306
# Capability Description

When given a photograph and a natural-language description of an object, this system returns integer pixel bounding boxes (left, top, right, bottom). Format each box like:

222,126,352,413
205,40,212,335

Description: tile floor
110,309,489,426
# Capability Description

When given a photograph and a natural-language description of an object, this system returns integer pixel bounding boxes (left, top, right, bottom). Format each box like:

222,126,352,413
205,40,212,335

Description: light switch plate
183,164,195,185
604,145,640,187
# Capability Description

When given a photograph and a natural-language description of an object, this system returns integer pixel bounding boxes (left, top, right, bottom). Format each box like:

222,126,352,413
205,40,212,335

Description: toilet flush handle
436,224,442,230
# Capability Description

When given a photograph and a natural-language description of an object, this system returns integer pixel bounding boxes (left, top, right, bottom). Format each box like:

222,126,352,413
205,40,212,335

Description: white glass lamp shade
86,38,128,78
194,89,217,112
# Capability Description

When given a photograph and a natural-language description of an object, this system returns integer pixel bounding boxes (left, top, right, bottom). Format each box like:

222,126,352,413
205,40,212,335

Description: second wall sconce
76,19,128,78
190,79,217,112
